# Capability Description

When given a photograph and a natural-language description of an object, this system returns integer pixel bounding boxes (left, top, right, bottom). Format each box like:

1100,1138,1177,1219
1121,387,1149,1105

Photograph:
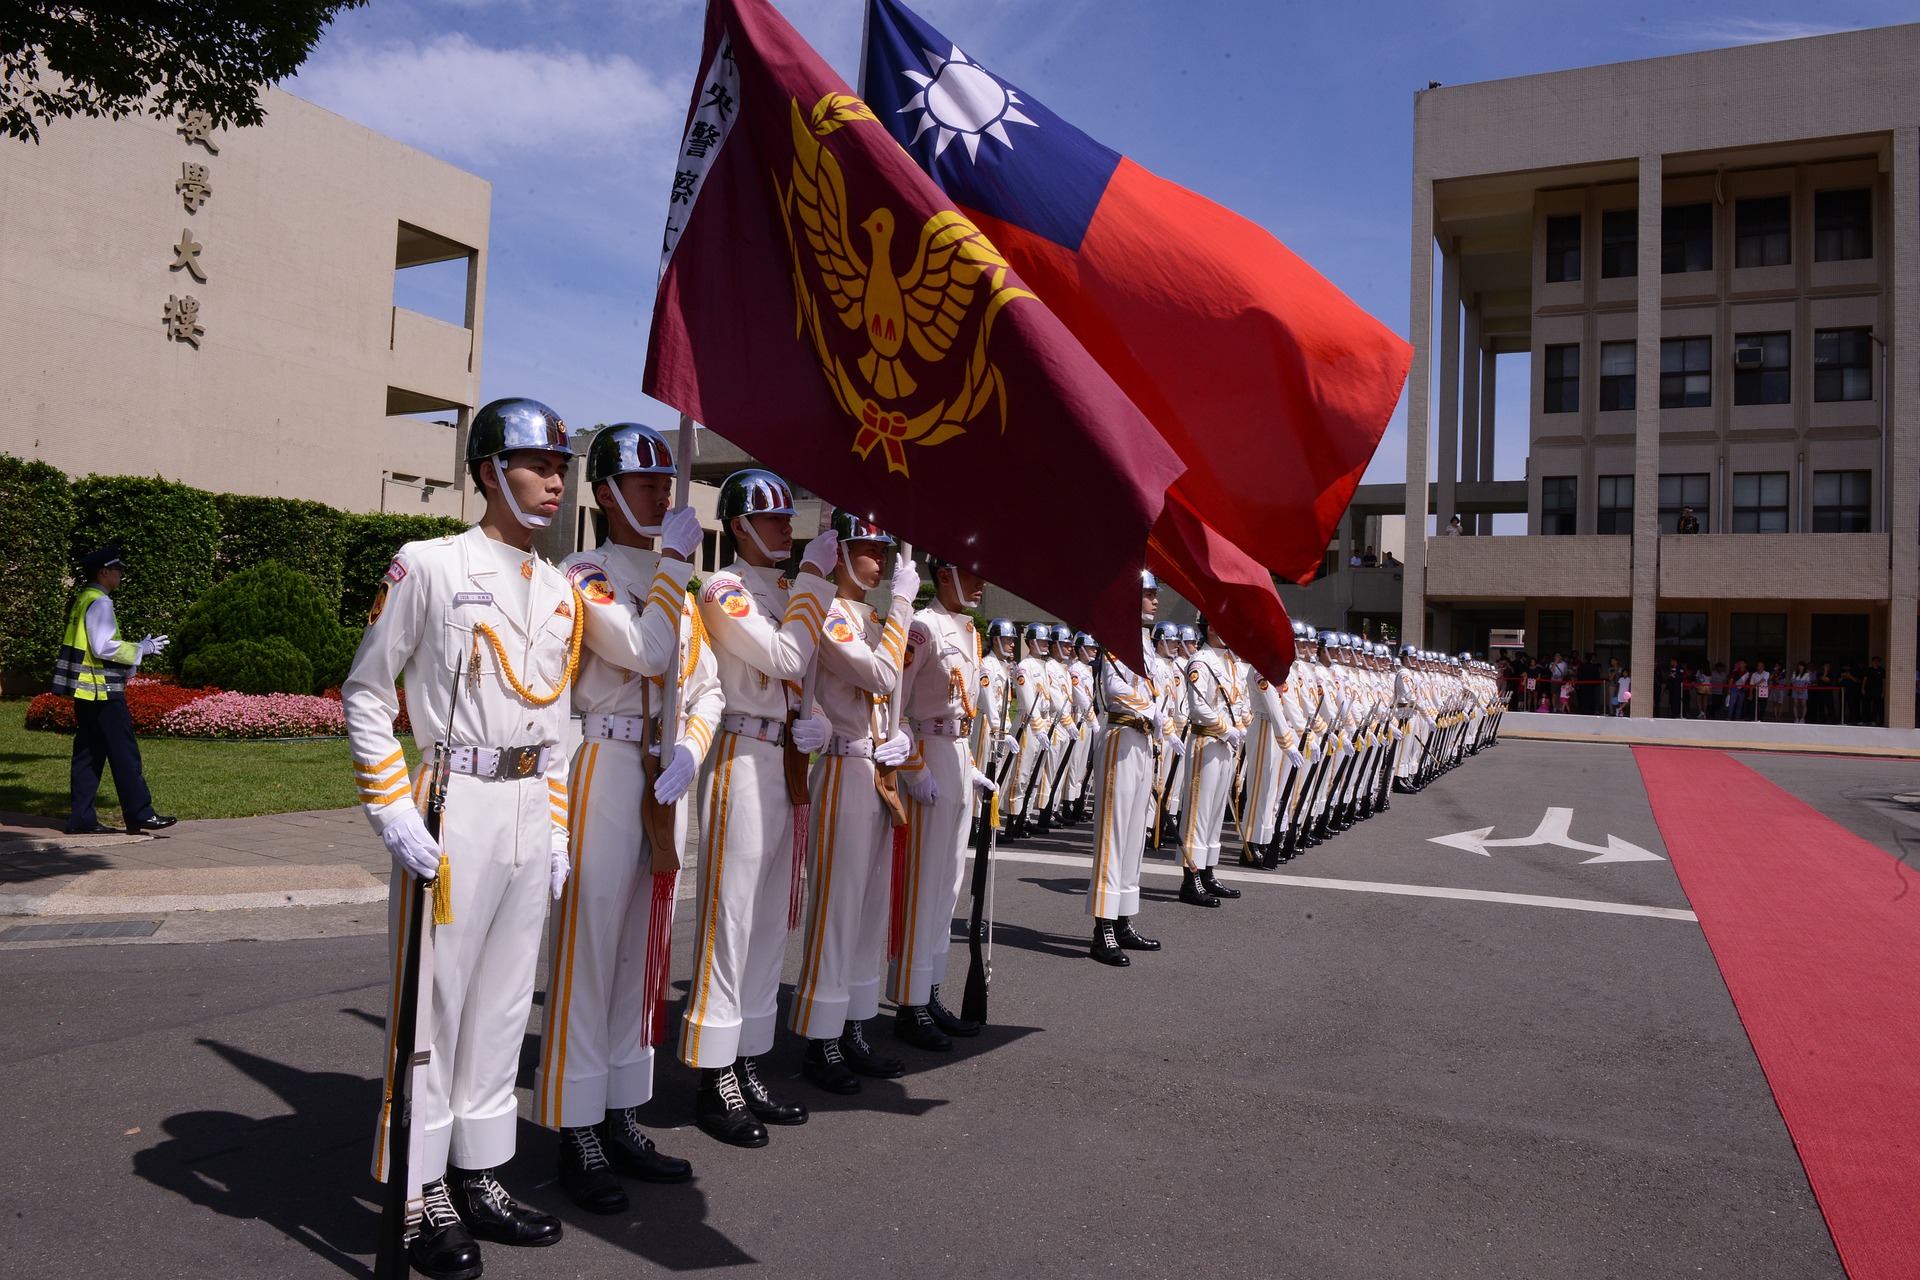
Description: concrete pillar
1402,176,1436,647
1888,129,1918,729
1628,155,1663,717
1479,346,1498,531
1436,242,1462,535
1460,303,1482,531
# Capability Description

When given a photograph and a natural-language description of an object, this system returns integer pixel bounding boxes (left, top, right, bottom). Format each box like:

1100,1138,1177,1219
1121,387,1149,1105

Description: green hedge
171,561,350,695
69,474,220,639
215,494,345,607
0,456,76,674
180,635,315,696
340,512,468,624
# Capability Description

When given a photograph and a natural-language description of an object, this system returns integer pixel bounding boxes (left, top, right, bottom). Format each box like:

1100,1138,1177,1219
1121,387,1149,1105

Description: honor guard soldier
1064,631,1099,822
682,469,838,1147
1005,622,1055,840
1177,620,1243,906
536,423,717,1214
890,553,996,1049
346,397,578,1278
791,511,918,1092
55,545,176,835
1086,570,1165,965
972,617,1019,833
1039,625,1075,828
1148,620,1187,849
1238,641,1291,867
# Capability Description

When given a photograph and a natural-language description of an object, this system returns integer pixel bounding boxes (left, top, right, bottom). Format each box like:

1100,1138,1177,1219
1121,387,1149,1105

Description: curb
0,864,387,918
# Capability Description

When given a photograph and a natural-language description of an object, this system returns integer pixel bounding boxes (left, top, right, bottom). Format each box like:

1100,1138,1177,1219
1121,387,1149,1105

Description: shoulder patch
568,561,616,605
368,581,390,625
384,558,407,584
825,611,857,644
907,620,932,648
704,577,752,618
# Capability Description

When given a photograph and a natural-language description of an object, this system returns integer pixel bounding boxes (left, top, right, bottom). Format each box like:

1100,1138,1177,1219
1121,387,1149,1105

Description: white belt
822,734,874,758
912,716,973,738
721,713,787,746
582,712,655,742
444,744,551,781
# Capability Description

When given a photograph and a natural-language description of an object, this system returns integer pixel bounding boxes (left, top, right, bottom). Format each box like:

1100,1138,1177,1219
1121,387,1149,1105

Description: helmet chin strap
494,455,553,530
737,515,782,565
607,481,661,540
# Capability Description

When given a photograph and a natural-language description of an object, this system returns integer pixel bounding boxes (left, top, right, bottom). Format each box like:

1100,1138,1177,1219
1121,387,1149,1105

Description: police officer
56,545,175,835
345,397,577,1278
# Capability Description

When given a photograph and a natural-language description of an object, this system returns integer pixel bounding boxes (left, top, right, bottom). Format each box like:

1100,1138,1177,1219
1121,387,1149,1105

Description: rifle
373,651,464,1280
961,744,1018,1024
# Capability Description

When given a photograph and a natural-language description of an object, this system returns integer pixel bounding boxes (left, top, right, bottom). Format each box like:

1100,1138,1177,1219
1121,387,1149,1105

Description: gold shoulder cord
472,588,588,706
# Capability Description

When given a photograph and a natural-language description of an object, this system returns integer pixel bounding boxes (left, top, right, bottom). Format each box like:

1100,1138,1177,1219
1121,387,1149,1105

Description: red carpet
1635,746,1920,1279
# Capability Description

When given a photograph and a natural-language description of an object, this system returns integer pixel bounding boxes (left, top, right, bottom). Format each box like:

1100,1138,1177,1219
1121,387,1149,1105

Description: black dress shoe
1115,915,1161,950
927,984,980,1037
557,1126,628,1215
1089,919,1129,966
409,1178,484,1280
695,1065,769,1148
839,1019,905,1078
802,1037,861,1095
448,1166,562,1247
128,814,178,833
1199,868,1241,900
63,822,117,835
737,1056,808,1125
1178,869,1220,908
893,1003,952,1052
602,1107,692,1183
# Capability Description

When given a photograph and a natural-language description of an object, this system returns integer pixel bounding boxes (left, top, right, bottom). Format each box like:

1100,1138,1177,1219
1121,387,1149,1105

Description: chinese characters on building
164,113,219,345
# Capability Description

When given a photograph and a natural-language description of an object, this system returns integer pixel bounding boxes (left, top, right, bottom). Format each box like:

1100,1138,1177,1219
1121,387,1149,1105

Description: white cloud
1643,19,1855,47
290,33,678,165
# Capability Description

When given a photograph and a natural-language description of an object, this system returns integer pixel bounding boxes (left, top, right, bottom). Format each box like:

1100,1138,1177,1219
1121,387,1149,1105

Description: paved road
0,738,1865,1278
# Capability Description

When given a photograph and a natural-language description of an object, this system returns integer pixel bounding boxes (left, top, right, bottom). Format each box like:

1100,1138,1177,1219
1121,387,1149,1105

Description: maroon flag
1149,496,1295,679
644,0,1183,658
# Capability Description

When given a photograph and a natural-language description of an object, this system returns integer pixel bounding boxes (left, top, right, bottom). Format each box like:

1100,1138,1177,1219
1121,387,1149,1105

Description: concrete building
0,88,486,520
1403,25,1920,726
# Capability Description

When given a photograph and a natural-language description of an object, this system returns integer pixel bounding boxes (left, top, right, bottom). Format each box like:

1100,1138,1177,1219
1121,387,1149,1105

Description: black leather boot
1261,838,1282,870
737,1055,808,1125
1179,868,1220,908
1199,867,1241,899
1115,915,1161,951
558,1125,628,1215
448,1165,562,1247
601,1106,692,1183
839,1018,905,1078
927,984,980,1037
893,1002,953,1052
695,1065,769,1148
802,1036,861,1095
408,1177,483,1280
1089,918,1129,966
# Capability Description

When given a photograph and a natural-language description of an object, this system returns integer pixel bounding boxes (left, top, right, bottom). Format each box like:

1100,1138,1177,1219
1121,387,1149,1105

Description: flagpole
855,0,871,98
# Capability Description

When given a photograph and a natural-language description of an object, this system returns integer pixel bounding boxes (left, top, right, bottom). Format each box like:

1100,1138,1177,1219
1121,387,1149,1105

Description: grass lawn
0,700,421,825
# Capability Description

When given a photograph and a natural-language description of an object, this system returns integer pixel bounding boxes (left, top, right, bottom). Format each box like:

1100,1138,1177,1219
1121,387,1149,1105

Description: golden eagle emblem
780,93,1034,476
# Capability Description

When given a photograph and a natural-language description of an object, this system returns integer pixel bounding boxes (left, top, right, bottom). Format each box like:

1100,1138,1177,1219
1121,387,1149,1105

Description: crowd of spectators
1491,652,1890,726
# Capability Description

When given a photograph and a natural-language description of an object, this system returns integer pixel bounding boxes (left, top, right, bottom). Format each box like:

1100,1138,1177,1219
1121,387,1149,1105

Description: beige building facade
0,88,487,518
1403,25,1920,726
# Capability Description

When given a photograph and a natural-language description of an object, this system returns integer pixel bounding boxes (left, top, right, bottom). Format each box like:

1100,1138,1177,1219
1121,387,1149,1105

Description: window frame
1662,203,1713,275
1659,336,1712,409
1813,327,1874,403
1598,340,1636,411
1813,188,1872,263
1596,474,1634,535
1545,214,1582,284
1731,470,1790,534
1658,472,1711,534
1540,475,1578,536
1811,469,1871,533
1734,195,1792,269
1542,343,1580,414
1732,331,1791,406
1599,209,1637,278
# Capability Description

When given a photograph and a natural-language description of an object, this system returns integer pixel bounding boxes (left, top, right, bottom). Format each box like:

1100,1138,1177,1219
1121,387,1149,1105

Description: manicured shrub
0,455,76,676
180,635,315,696
69,474,220,637
171,561,350,694
339,512,467,624
215,494,346,605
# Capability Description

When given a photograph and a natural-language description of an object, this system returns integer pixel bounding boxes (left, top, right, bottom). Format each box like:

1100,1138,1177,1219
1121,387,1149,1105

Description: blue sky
290,1,1912,488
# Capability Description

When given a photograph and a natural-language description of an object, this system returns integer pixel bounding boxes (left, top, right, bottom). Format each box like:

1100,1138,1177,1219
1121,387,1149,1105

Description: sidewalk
1501,710,1920,758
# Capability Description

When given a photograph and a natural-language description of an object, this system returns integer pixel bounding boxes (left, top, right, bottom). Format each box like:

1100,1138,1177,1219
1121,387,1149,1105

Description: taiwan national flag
862,0,1413,587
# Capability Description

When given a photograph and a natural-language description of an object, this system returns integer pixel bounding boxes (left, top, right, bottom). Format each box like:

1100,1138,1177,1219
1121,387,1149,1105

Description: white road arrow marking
1429,807,1664,864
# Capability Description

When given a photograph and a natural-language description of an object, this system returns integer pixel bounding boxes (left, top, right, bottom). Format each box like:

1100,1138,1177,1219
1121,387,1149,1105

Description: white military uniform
1008,650,1053,820
1064,654,1096,814
1151,643,1186,832
888,601,980,1007
1240,669,1293,849
348,526,577,1190
1040,655,1072,814
1179,645,1235,871
791,590,911,1040
680,559,832,1069
1087,634,1158,920
536,545,723,1130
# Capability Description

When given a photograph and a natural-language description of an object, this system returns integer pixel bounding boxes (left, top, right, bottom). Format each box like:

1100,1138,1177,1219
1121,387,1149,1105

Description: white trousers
373,768,549,1186
680,732,796,1069
1009,726,1049,818
790,753,892,1039
1086,725,1151,919
1241,718,1285,844
887,736,970,1007
1179,736,1234,870
535,740,682,1130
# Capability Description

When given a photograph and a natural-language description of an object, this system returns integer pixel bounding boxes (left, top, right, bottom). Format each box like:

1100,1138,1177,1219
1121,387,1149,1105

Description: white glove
660,506,703,560
889,555,920,603
1285,748,1307,770
799,530,840,578
874,728,912,767
1226,727,1245,750
550,830,571,900
654,741,699,805
902,771,938,804
380,806,442,880
1166,735,1186,758
970,767,997,795
137,633,170,658
790,712,831,754
999,734,1020,759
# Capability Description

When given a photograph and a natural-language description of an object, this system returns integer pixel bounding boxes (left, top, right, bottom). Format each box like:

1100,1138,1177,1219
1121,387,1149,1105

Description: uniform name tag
454,591,494,606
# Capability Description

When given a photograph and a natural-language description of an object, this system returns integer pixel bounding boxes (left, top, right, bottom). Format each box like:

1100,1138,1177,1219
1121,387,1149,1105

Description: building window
1733,332,1790,406
1593,610,1632,671
1734,195,1791,268
1598,341,1635,410
1810,613,1868,675
1655,611,1709,676
1545,214,1581,283
1541,476,1577,535
1729,612,1788,670
1536,609,1574,657
1600,210,1637,278
1813,328,1874,402
1814,188,1872,262
1662,203,1712,274
1659,472,1710,533
1659,337,1711,409
1543,344,1579,413
1811,469,1871,532
1596,475,1633,534
1731,471,1789,533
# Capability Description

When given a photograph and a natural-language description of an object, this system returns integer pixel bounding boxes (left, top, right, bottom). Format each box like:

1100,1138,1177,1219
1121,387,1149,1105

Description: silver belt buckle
496,745,542,779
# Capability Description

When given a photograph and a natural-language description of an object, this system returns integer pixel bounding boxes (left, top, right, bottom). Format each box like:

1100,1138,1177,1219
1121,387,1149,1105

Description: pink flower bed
158,691,348,739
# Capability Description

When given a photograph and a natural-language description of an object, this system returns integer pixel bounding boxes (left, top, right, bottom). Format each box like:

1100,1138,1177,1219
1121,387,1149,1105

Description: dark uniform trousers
70,698,156,829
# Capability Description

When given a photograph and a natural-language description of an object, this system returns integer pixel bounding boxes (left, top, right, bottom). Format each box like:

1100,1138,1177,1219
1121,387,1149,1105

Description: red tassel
640,871,676,1047
788,803,809,931
887,817,911,962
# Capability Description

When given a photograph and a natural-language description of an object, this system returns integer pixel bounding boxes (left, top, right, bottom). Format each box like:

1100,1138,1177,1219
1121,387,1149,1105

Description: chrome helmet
1051,624,1073,646
468,397,572,462
584,422,671,485
828,508,894,545
986,617,1018,643
715,468,795,523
